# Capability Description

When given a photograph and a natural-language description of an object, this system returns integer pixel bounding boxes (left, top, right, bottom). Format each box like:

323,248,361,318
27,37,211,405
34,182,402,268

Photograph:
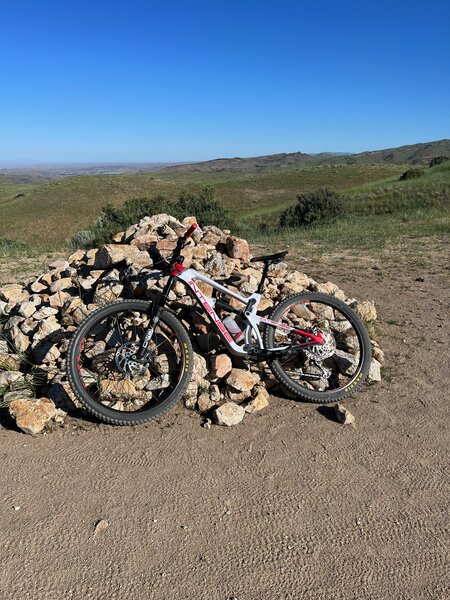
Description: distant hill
162,139,450,173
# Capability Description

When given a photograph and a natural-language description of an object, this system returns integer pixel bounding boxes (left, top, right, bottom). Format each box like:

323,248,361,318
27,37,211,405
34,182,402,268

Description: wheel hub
304,330,336,361
115,342,150,377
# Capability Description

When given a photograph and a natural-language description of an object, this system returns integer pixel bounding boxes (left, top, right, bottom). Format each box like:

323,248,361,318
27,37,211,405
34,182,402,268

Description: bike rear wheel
67,299,193,425
264,292,372,403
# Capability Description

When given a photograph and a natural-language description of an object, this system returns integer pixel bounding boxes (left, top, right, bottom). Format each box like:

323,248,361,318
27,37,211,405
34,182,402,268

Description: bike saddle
250,251,288,264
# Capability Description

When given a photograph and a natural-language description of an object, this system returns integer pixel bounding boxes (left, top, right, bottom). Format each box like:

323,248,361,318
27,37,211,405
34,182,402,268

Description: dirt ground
0,242,449,600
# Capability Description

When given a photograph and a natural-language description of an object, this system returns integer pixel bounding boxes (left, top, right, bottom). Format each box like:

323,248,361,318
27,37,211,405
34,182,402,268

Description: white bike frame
175,266,323,357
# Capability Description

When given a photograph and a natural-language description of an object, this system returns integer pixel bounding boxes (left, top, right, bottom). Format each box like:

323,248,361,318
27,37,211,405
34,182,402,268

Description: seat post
257,262,270,295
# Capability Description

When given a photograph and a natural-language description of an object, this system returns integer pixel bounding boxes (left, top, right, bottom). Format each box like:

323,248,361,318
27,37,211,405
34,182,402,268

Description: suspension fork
136,274,176,359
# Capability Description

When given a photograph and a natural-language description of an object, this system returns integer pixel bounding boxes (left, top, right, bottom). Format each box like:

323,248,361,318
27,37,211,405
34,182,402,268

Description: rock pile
0,213,383,433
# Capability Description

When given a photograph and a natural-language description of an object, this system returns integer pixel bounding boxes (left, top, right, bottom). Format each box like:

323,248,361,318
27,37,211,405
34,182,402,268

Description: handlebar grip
184,222,198,239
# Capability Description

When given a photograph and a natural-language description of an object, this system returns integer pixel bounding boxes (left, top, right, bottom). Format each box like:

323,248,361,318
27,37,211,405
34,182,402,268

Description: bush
279,188,343,228
72,186,234,248
399,168,424,181
172,186,233,230
429,156,449,168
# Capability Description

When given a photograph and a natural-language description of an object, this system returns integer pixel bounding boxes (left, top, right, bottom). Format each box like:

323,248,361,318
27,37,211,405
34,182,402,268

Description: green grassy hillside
250,160,450,251
0,159,448,257
0,174,179,245
0,164,404,246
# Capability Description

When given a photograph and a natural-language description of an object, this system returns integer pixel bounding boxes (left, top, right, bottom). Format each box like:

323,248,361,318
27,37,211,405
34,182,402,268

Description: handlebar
148,221,198,273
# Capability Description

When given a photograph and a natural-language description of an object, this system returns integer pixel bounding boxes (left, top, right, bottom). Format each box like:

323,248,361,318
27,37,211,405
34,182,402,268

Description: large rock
355,300,377,322
245,386,270,413
94,244,145,269
0,284,24,302
0,353,21,370
130,233,158,250
226,236,250,261
213,402,245,426
9,398,66,435
226,368,258,392
0,370,24,387
210,354,232,379
18,301,37,318
8,326,30,352
204,253,232,278
368,358,382,382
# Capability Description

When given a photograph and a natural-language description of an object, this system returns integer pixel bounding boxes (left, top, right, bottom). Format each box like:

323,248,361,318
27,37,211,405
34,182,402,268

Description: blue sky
1,0,449,163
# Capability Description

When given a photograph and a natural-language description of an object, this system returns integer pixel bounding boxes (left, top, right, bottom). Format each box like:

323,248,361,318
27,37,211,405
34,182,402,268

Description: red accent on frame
171,263,186,277
293,329,324,344
261,317,324,345
188,279,234,344
184,223,198,239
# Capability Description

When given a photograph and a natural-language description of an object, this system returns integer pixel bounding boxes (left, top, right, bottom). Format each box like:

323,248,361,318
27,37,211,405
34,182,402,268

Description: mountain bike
67,223,372,425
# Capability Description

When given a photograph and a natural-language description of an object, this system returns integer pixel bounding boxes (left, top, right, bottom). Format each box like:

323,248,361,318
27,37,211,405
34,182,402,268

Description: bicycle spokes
77,308,184,412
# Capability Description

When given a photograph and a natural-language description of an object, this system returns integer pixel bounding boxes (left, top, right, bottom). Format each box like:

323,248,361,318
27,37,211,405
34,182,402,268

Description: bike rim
272,298,366,393
75,308,186,413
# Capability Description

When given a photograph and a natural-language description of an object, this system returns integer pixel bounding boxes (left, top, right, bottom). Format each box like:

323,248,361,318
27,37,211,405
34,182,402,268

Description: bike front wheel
264,292,372,403
67,299,193,425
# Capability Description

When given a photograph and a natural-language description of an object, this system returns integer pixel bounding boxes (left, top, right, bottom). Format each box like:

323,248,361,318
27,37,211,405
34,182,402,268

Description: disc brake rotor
304,330,336,361
115,342,150,377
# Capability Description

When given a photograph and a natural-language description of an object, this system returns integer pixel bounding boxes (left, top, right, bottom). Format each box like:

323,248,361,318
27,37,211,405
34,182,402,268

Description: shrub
172,186,233,230
279,188,343,228
71,186,235,248
429,156,449,168
399,168,424,181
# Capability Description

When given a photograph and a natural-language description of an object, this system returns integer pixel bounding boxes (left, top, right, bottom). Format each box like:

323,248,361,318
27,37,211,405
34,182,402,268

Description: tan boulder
130,233,158,250
48,290,71,309
213,401,245,426
49,259,69,271
226,236,250,261
9,398,66,435
226,368,258,392
30,280,48,293
68,249,86,263
245,386,270,413
18,301,37,318
94,244,144,269
0,284,24,302
372,346,385,364
368,358,382,382
0,370,24,386
50,278,73,293
33,306,59,320
8,326,30,352
210,354,233,379
356,300,377,322
112,231,124,242
197,393,215,413
0,353,21,370
201,227,222,246
86,248,97,266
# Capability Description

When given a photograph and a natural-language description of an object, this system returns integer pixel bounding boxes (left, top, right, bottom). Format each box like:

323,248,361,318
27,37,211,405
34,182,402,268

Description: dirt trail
1,249,449,600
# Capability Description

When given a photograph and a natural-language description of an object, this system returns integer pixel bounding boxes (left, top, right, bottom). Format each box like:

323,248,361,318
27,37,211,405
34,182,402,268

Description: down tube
182,276,250,356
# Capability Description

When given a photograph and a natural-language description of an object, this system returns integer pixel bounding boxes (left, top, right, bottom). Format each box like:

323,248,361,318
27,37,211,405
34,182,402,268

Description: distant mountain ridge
161,139,450,173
